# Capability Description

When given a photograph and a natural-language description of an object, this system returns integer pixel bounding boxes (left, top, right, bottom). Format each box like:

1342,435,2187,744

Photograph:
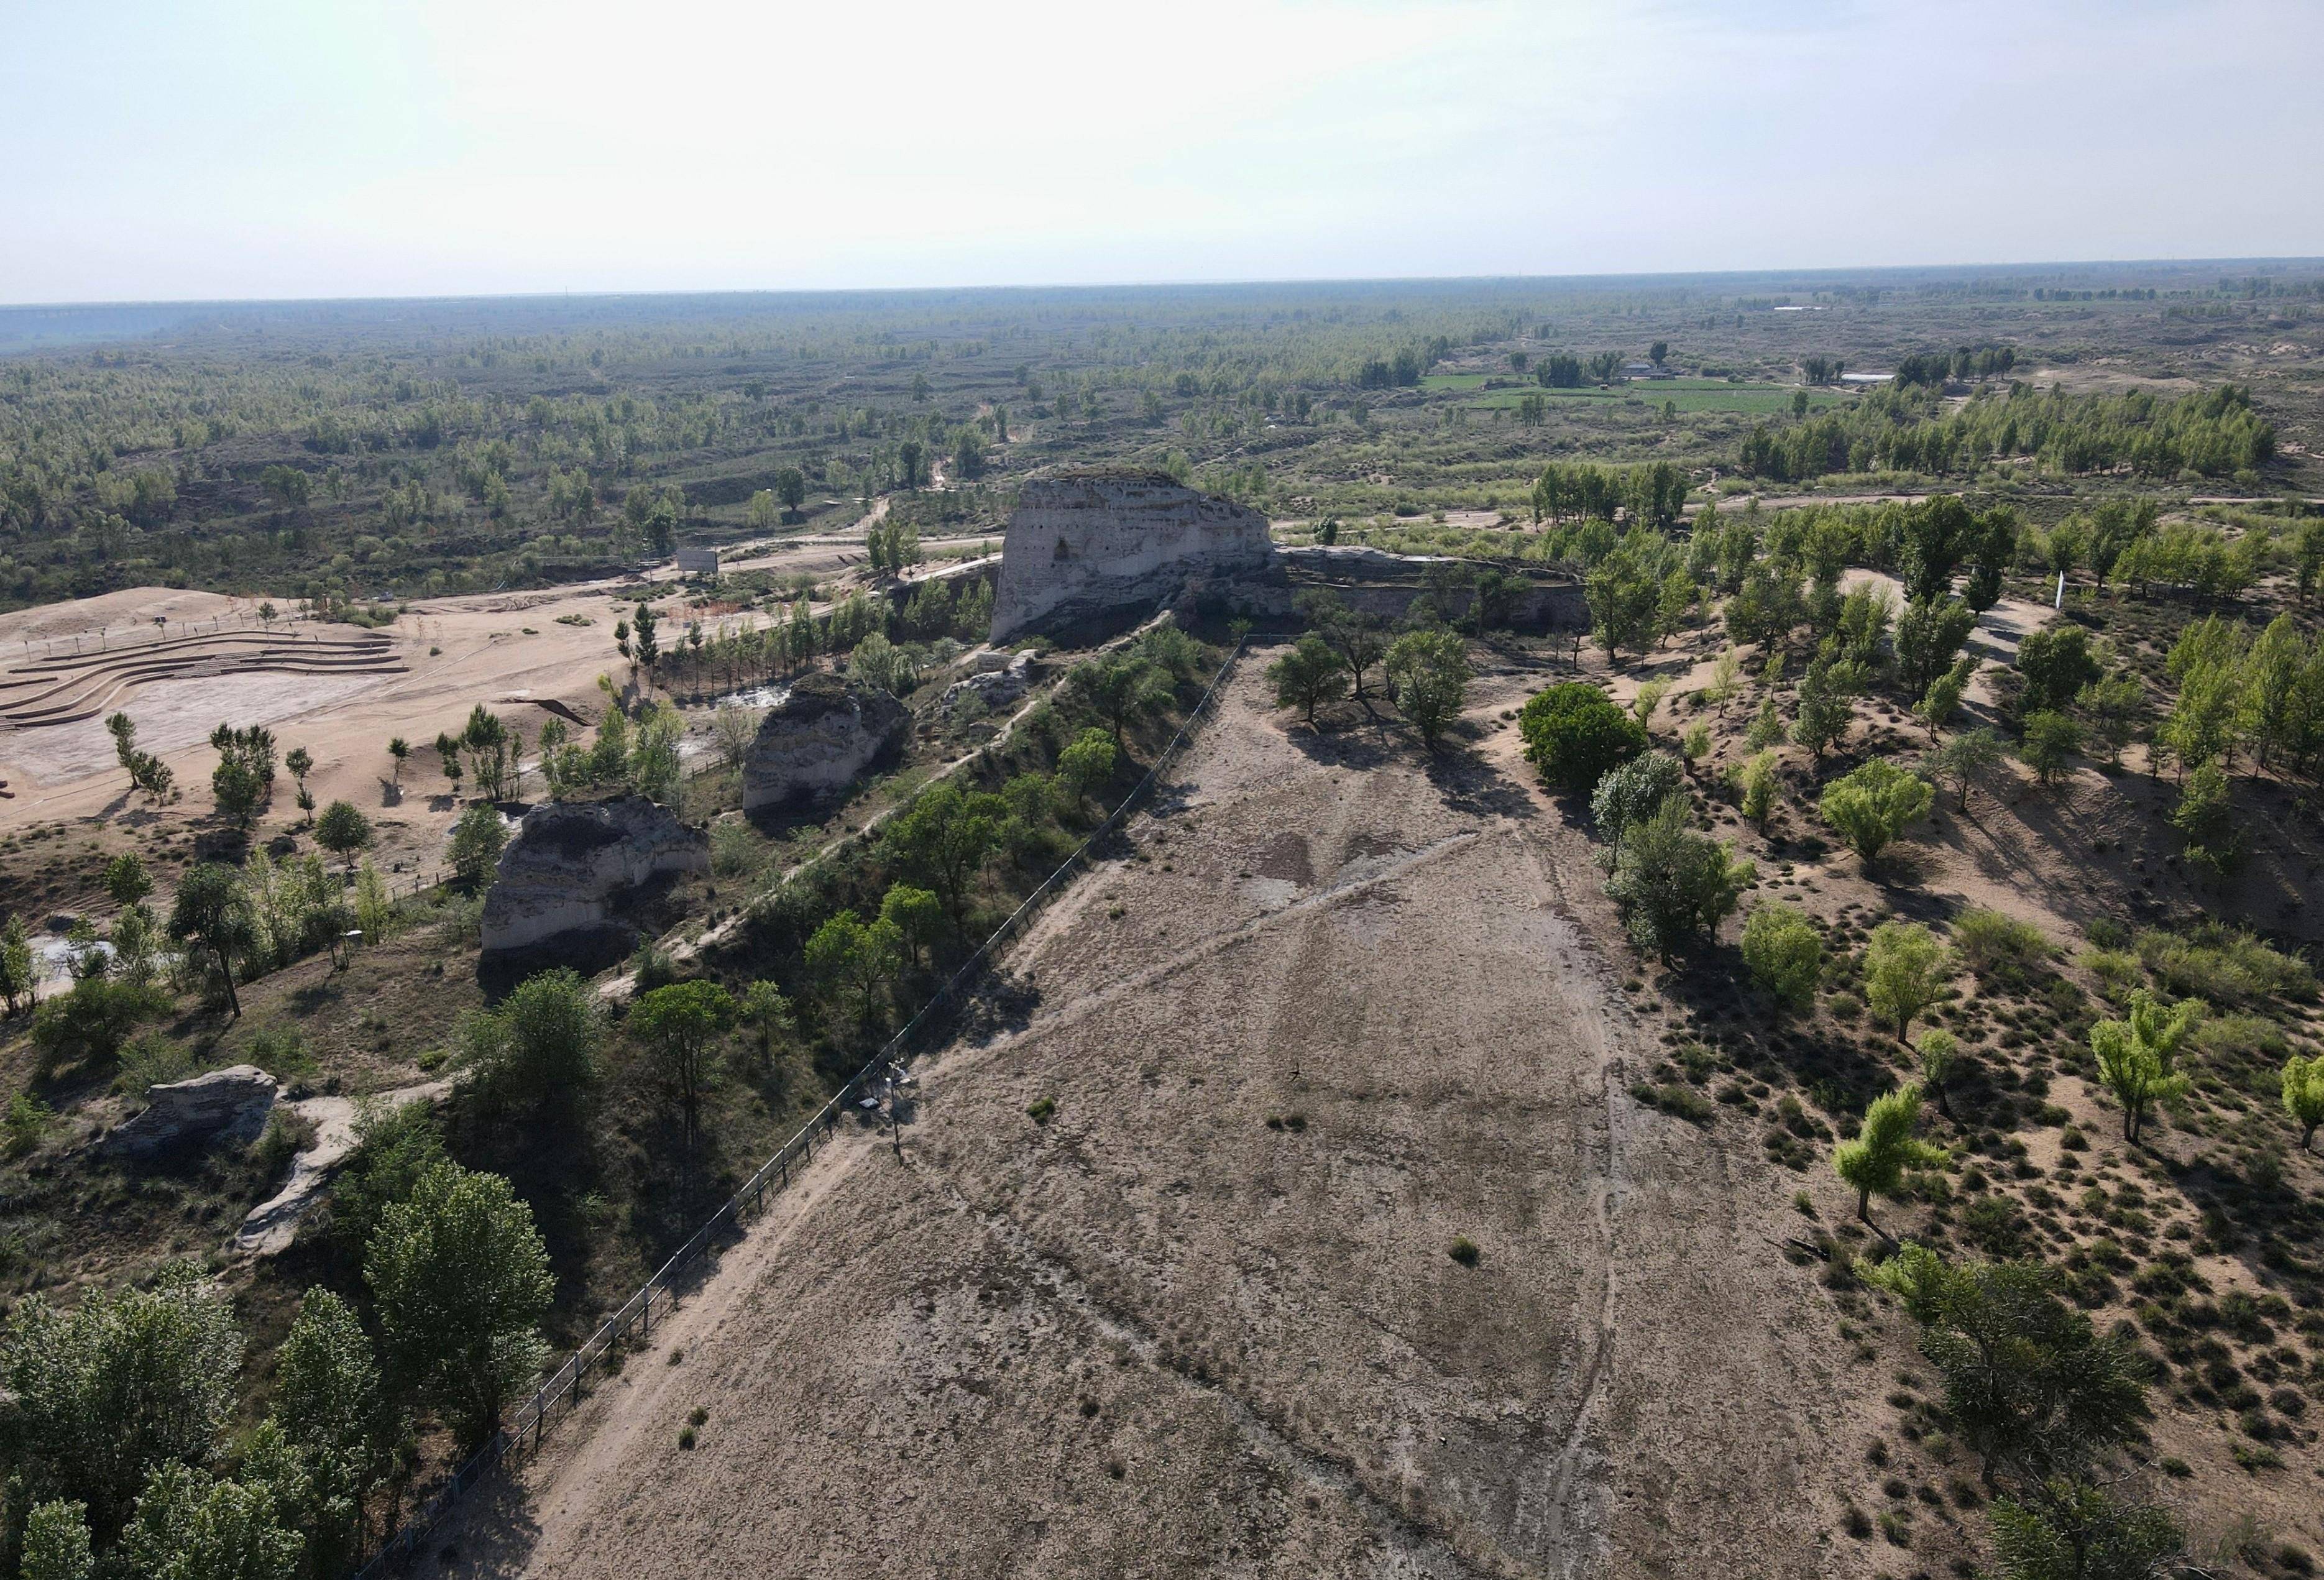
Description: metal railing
349,637,1246,1577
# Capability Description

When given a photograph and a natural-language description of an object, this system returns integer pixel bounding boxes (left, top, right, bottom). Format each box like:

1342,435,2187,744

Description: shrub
1741,904,1822,1012
2136,924,2313,1004
1518,682,1645,796
2077,947,2142,1003
1026,1096,1057,1123
1819,760,1933,869
1736,749,1779,826
1952,908,2051,982
1448,1236,1481,1266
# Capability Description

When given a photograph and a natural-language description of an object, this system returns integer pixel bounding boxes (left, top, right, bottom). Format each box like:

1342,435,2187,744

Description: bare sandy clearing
436,659,1869,1580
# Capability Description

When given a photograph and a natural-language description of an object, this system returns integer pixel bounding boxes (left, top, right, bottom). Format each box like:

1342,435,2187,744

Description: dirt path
434,656,1869,1579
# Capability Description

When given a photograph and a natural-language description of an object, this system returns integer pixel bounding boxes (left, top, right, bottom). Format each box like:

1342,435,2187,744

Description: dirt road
436,658,1867,1579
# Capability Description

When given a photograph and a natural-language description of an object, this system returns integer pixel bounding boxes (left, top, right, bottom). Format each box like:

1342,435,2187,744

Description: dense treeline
1738,383,2276,483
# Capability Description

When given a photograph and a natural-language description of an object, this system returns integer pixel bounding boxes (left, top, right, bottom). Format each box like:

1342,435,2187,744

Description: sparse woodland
2,264,2322,1578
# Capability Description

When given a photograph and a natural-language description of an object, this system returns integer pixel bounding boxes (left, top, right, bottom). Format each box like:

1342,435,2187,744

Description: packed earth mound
443,656,1868,1580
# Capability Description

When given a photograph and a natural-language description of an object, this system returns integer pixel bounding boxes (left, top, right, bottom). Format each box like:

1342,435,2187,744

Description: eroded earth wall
990,473,1274,640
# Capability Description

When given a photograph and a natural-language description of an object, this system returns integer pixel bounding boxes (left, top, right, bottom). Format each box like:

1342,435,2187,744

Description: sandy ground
0,531,996,863
432,657,1872,1580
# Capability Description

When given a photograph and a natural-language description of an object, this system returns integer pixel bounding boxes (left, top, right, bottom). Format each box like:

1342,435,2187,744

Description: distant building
1624,361,1673,380
1840,372,1895,384
675,546,722,577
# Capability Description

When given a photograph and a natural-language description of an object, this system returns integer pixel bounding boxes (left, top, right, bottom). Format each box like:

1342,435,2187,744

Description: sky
3,0,2320,305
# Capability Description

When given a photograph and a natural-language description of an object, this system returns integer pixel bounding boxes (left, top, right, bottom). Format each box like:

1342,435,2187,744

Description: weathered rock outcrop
990,472,1274,640
236,1078,451,1256
741,673,910,813
103,1065,277,1157
480,796,707,954
939,651,1033,716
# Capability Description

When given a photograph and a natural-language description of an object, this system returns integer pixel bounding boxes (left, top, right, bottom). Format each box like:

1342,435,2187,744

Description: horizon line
7,255,2323,316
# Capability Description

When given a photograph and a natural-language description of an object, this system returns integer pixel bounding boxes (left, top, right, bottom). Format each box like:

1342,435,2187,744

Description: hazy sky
4,0,2320,304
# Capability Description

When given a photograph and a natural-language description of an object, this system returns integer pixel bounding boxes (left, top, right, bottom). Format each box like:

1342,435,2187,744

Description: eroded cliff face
740,673,911,814
479,796,707,955
990,473,1274,640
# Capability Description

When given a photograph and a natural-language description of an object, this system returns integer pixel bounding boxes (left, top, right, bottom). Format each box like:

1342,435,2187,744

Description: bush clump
1518,682,1645,796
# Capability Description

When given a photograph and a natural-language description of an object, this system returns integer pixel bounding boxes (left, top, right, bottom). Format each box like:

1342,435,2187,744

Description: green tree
1,912,38,1015
1898,495,1974,603
1915,1027,1960,1118
20,1499,94,1580
2018,712,2083,791
1384,627,1470,749
879,783,1005,932
461,968,600,1118
1584,549,1661,666
1989,1479,2185,1580
629,980,735,1154
1740,904,1822,1013
270,1288,382,1578
1736,748,1780,827
1266,635,1348,728
1602,800,1755,963
1927,726,2005,812
32,977,162,1076
449,803,508,890
1832,1082,1942,1239
1893,597,1978,698
1055,728,1118,813
630,599,661,678
2074,673,2142,767
804,910,903,1032
365,1161,553,1448
1870,1251,2150,1493
1294,589,1389,700
1789,648,1860,763
2282,1052,2324,1151
313,801,372,868
1065,654,1171,752
116,1461,301,1580
1819,759,1933,868
104,852,153,910
2015,625,2100,715
387,736,410,786
2088,990,2198,1143
774,466,807,520
1589,750,1684,852
879,883,944,971
168,863,250,1017
106,712,139,791
1518,682,1645,796
1913,655,1978,740
0,1262,243,1543
738,980,794,1068
1863,920,1949,1042
2167,761,2236,873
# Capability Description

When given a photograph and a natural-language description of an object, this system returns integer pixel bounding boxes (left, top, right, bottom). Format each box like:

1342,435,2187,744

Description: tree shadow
954,967,1043,1044
1281,714,1400,771
425,1468,544,1579
1423,742,1534,820
1656,945,1898,1115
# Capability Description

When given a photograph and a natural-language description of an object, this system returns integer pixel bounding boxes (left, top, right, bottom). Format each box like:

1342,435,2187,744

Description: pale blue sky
3,0,2318,303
